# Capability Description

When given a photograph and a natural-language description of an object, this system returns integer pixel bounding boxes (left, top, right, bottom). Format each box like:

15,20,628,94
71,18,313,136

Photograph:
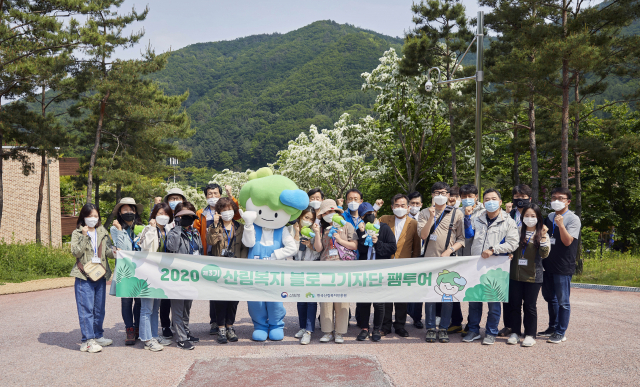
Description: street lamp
425,11,484,193
169,157,179,183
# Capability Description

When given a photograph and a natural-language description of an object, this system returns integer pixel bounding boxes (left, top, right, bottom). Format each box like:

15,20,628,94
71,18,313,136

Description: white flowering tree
209,169,257,199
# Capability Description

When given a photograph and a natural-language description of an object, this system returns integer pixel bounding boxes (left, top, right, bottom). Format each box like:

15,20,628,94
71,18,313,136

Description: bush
0,241,76,283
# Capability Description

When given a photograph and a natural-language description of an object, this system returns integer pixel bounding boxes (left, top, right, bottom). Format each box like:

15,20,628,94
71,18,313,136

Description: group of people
70,178,581,353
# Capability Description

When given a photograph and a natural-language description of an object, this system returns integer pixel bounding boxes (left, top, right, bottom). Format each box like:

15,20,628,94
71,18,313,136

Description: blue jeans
468,302,501,336
139,298,160,341
74,278,106,342
542,272,572,335
425,302,452,330
121,297,141,329
297,302,317,332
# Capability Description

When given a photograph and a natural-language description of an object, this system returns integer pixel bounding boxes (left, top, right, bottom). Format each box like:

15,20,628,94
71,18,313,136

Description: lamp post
169,157,179,183
425,11,484,193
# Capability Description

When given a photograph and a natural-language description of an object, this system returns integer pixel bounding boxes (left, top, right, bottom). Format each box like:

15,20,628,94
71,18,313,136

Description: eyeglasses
433,190,448,196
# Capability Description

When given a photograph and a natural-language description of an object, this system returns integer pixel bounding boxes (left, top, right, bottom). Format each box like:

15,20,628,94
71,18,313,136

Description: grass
574,250,640,288
0,240,76,284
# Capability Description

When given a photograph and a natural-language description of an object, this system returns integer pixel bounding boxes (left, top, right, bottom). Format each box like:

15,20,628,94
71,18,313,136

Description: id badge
518,259,528,266
92,255,101,264
429,234,437,241
329,248,339,257
550,237,556,245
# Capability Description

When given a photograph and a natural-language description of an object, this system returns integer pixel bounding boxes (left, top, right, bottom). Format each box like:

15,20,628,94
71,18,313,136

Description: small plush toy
362,222,380,247
300,226,315,239
328,214,347,238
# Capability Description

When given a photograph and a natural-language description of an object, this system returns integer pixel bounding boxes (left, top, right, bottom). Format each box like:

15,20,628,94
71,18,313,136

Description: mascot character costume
239,168,309,341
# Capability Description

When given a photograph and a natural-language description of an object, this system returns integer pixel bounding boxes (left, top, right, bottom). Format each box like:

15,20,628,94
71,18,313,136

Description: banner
113,251,510,303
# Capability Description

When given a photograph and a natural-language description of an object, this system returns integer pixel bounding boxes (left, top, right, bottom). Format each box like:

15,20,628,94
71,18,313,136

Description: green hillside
151,20,403,170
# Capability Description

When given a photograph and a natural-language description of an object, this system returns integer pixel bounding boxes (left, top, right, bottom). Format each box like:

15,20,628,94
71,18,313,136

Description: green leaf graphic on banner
463,269,509,302
118,277,168,298
115,257,137,284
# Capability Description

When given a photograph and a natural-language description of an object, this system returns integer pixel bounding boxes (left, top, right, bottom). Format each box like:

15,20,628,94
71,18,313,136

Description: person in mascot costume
239,167,309,341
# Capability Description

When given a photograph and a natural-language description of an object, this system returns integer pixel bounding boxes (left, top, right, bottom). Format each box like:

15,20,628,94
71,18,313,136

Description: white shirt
88,229,98,255
394,216,407,242
242,224,298,260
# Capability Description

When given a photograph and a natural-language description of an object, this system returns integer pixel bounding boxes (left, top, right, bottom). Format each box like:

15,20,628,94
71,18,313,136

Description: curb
571,283,640,293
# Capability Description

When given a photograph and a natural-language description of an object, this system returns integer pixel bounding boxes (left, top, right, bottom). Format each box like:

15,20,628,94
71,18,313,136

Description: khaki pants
320,302,349,334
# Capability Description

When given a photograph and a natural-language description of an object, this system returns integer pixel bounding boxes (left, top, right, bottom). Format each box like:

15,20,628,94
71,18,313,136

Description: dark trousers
382,302,407,332
297,302,317,332
407,302,422,322
435,302,464,326
214,300,239,327
502,301,512,328
209,300,217,325
509,279,542,337
541,271,572,335
121,298,141,329
356,303,385,331
160,299,171,328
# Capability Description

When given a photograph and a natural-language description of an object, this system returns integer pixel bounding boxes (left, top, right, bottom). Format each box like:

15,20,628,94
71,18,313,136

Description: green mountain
151,20,403,171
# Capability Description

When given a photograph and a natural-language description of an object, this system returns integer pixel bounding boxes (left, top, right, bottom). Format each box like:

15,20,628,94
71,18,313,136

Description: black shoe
177,340,194,350
380,330,390,336
162,327,173,338
187,335,199,343
395,327,410,337
357,329,370,341
537,327,555,337
371,330,382,342
413,321,424,329
209,323,219,335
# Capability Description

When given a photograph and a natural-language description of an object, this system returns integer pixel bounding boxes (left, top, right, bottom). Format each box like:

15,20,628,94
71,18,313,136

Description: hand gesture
311,223,320,235
371,234,378,244
149,219,157,228
375,199,384,208
464,206,473,216
336,198,344,207
113,220,122,231
214,212,221,224
82,225,89,235
428,206,436,217
293,222,301,234
505,202,513,213
225,185,233,197
555,214,564,227
301,239,312,248
358,222,365,232
508,253,513,260
240,209,257,225
481,249,494,258
542,224,549,234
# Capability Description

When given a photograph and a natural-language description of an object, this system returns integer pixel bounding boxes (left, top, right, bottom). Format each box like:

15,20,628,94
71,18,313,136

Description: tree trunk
573,73,582,216
86,91,110,203
528,93,539,203
449,102,457,185
116,183,122,203
95,178,100,211
0,101,4,228
35,151,46,244
513,118,519,186
560,0,570,188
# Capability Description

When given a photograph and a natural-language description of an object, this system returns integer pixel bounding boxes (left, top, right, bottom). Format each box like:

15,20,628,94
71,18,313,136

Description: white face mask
347,201,360,211
523,217,538,227
551,200,565,212
85,217,99,228
220,210,234,221
207,197,219,207
433,195,448,206
300,220,313,228
323,214,335,224
155,215,170,226
455,200,461,208
409,206,421,215
393,208,408,218
309,200,321,210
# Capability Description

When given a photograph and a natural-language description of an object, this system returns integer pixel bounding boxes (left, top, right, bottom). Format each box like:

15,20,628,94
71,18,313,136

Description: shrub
0,241,76,283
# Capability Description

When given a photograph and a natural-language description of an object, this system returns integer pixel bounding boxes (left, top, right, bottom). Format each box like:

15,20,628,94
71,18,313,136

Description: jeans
121,297,141,329
356,303,385,331
214,300,239,327
426,302,452,330
382,303,407,332
74,278,106,342
435,302,464,326
160,299,171,329
509,279,542,337
139,298,160,342
542,271,572,335
468,302,501,336
297,302,318,332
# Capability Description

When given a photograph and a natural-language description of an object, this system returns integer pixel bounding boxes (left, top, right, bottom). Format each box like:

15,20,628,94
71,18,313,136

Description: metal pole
47,159,52,246
475,11,484,193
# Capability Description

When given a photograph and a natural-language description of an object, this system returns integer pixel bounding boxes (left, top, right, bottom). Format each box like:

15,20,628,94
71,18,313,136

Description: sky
114,0,490,59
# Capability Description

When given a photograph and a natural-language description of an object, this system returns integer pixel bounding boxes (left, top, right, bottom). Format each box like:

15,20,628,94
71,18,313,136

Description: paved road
1,284,638,386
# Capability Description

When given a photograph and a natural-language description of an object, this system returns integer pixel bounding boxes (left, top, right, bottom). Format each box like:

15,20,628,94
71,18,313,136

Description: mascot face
246,198,291,230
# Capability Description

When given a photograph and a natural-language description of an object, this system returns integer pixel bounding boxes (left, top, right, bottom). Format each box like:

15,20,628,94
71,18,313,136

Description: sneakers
187,334,200,343
507,333,520,345
537,327,555,337
80,339,102,353
162,327,173,339
547,333,567,344
522,335,536,347
300,331,311,345
294,328,306,339
209,322,219,335
425,329,437,343
498,327,512,337
482,334,496,345
438,329,450,343
319,333,334,342
176,340,194,350
94,337,112,347
157,336,172,346
357,329,370,341
217,327,228,344
447,325,462,334
125,327,136,345
462,331,481,342
226,326,238,342
145,338,163,352
334,333,344,344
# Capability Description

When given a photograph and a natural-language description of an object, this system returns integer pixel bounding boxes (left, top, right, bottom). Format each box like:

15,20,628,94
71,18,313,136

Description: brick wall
0,152,62,246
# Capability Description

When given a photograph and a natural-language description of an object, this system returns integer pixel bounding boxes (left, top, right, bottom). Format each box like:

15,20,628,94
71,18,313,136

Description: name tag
253,255,260,260
518,259,528,266
550,237,556,245
92,256,101,264
192,251,200,256
429,234,437,241
329,248,338,257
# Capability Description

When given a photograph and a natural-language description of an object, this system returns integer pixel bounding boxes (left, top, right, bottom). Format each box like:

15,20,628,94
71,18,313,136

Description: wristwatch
449,246,455,253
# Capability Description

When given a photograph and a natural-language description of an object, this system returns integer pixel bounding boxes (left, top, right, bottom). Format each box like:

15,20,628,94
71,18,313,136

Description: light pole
169,157,179,183
425,11,484,193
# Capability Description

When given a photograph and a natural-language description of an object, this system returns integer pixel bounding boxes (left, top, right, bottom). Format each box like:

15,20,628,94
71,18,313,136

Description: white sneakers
94,337,112,347
80,339,102,353
300,331,311,345
522,336,536,347
144,338,164,352
295,329,306,339
334,333,344,344
319,333,334,342
507,333,520,345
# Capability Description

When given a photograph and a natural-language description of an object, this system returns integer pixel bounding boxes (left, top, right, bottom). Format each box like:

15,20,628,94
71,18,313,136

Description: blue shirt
343,211,362,259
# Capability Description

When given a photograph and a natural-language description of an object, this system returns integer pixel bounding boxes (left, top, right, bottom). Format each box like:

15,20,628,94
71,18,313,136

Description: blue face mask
484,200,501,213
169,200,180,210
461,198,475,208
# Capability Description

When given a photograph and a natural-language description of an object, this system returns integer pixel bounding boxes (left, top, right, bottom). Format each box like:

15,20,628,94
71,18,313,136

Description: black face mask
362,214,376,224
121,213,136,222
515,198,531,209
179,216,195,228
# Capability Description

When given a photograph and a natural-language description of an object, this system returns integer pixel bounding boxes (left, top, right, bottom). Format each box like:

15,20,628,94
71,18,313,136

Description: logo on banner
201,265,222,282
281,292,288,298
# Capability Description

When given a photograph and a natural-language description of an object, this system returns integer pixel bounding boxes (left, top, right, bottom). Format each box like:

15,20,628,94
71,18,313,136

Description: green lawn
574,251,640,288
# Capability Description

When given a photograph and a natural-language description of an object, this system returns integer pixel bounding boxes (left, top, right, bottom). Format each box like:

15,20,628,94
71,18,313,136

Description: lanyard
433,210,446,230
223,226,233,249
185,230,199,254
157,227,167,252
206,206,215,219
552,210,568,235
515,211,522,227
91,230,98,256
521,232,534,257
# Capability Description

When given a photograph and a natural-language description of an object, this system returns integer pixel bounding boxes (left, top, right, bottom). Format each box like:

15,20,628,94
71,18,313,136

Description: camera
425,80,433,92
221,249,235,258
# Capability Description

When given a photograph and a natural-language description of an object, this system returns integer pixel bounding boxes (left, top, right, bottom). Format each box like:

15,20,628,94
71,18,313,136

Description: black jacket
356,222,397,260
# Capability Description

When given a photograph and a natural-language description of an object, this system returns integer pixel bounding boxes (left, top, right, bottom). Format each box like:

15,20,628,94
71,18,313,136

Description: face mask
461,198,475,208
515,198,531,209
523,217,538,227
301,220,313,228
323,214,335,224
484,200,501,213
393,208,408,218
347,201,360,211
551,200,565,212
309,200,321,210
179,216,195,228
363,214,376,224
455,200,461,208
409,206,421,215
85,217,99,228
155,215,170,226
433,195,448,206
220,210,234,221
121,213,136,222
169,200,181,210
207,198,219,207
